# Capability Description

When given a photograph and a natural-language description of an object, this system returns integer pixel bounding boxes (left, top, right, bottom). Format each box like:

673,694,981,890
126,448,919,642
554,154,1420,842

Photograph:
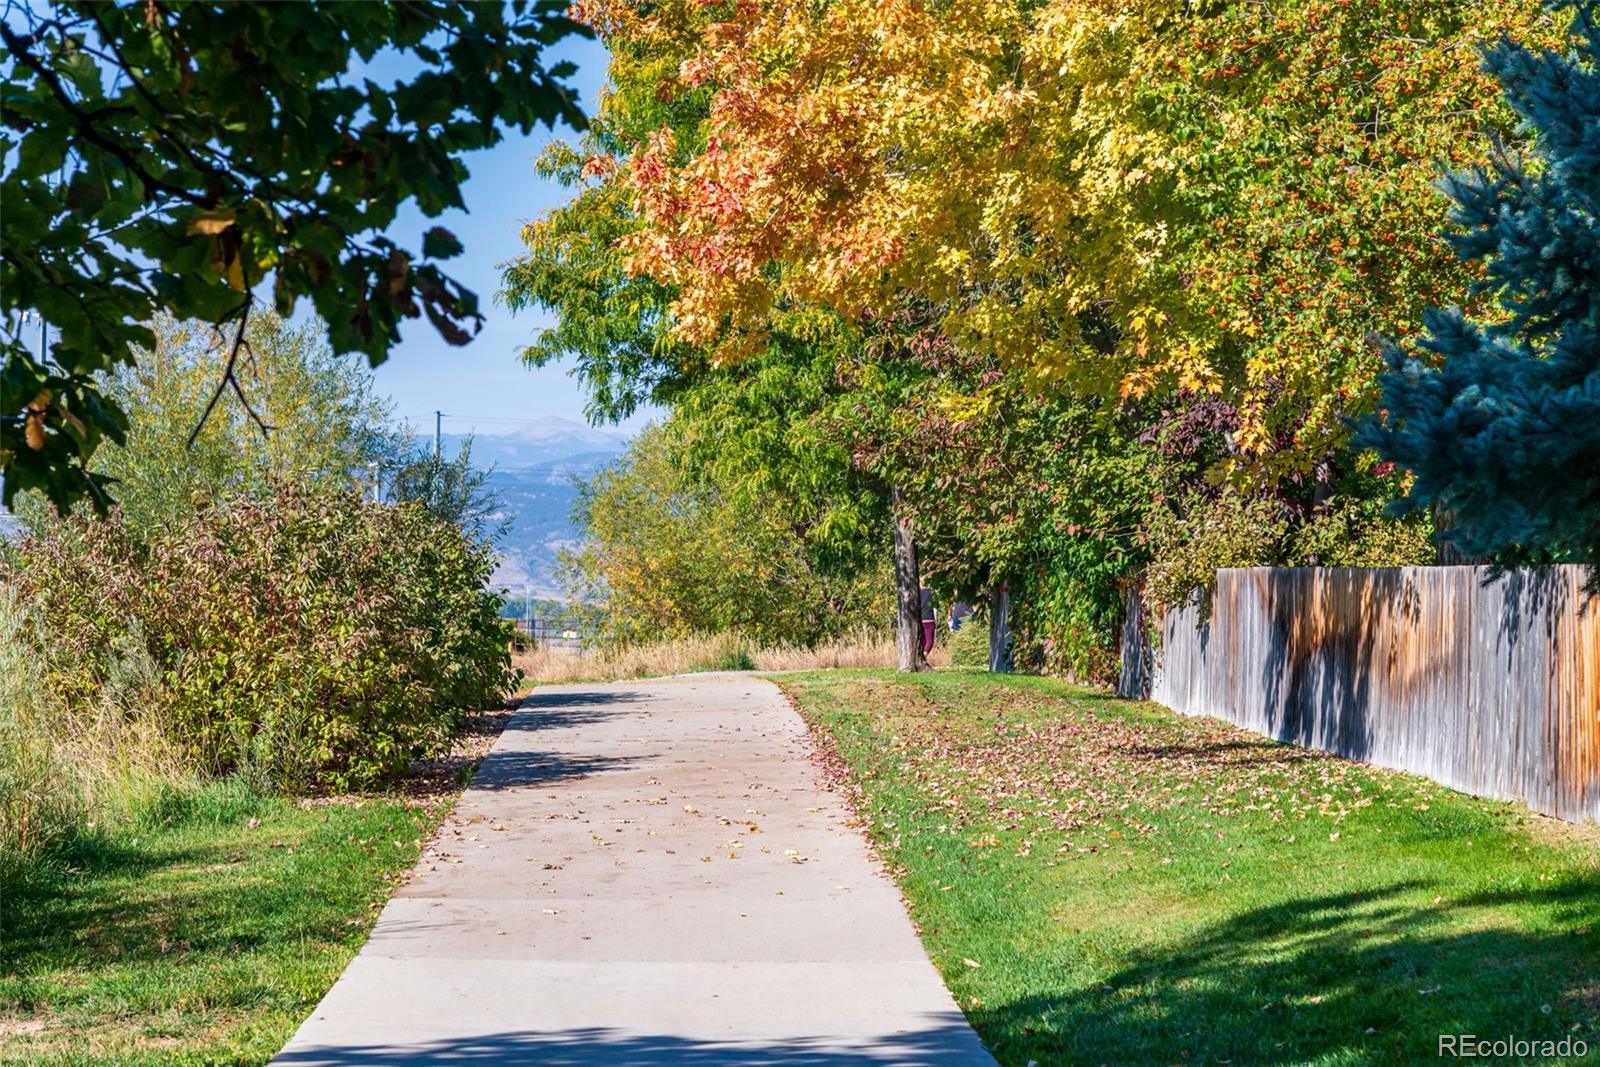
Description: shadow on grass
1,834,201,956
1116,737,1322,769
971,879,1600,1065
0,809,407,990
274,1019,992,1065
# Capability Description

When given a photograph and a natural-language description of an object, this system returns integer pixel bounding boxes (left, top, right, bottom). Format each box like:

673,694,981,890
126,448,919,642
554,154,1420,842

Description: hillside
446,417,631,598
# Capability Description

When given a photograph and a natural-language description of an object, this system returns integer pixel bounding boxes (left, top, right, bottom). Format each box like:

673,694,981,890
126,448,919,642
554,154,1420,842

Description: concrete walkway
272,675,995,1066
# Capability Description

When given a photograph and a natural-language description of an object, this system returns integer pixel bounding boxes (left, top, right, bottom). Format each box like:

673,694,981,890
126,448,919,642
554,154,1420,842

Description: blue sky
370,34,652,440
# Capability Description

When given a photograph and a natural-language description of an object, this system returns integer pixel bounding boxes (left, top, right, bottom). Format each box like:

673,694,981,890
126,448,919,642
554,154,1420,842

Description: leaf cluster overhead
3,0,586,509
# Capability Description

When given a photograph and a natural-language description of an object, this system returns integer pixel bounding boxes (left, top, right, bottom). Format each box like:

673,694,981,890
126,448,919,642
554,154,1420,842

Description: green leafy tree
2,1,586,510
1361,5,1600,573
563,423,889,648
37,312,405,537
389,435,507,544
499,142,698,423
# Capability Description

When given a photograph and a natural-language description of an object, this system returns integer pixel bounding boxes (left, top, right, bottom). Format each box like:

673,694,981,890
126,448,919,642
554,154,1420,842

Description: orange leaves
22,391,53,451
579,153,619,181
608,0,1020,357
590,0,1561,470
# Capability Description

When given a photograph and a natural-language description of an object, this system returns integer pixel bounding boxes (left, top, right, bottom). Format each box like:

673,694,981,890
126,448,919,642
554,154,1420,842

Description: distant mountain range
448,417,634,599
0,416,631,601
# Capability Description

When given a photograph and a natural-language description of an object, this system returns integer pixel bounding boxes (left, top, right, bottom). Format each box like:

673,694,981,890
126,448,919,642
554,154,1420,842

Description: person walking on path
919,586,936,657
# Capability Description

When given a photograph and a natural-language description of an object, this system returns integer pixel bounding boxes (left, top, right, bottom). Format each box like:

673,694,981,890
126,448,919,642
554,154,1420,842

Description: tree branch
187,294,272,447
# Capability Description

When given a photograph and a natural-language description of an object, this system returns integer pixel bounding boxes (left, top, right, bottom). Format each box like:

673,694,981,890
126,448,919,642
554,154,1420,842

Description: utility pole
434,411,443,458
18,310,46,360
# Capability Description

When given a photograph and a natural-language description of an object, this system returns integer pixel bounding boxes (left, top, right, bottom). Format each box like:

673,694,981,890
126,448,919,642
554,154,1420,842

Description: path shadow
274,1019,992,1066
521,689,652,710
509,689,652,733
466,750,646,790
467,690,655,790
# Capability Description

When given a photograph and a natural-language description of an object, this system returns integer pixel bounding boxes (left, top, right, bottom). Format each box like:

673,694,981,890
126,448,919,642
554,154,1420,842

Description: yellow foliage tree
587,0,1559,474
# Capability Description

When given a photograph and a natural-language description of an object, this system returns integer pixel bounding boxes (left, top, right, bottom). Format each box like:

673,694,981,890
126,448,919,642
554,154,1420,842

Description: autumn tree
600,0,1555,477
514,0,1543,676
501,18,935,668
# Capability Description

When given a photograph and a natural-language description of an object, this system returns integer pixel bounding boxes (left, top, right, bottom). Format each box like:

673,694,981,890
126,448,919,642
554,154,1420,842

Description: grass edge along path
0,708,513,1067
775,669,1600,1067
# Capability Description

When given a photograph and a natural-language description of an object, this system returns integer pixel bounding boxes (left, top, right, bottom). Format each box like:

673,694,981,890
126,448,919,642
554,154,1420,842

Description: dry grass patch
513,628,932,686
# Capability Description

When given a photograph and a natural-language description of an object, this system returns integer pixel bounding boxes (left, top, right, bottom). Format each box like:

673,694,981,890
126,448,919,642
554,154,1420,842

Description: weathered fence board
1119,566,1600,821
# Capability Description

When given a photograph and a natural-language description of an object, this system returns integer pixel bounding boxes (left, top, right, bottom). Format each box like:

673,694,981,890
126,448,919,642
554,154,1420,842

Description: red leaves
579,153,618,181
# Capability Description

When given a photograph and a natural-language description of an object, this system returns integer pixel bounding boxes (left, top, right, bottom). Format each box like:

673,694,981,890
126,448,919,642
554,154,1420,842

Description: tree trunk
988,582,1011,673
892,486,927,672
1432,504,1479,565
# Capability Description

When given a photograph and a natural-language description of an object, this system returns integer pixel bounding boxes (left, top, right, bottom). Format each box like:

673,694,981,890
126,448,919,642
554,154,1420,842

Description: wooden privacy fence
1119,566,1600,821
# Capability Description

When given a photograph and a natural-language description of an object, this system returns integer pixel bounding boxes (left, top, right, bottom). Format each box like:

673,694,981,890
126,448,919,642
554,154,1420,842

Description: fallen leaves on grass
813,678,1453,855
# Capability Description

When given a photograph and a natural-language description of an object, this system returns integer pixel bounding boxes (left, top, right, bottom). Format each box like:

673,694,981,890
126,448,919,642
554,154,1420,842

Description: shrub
6,483,517,791
702,645,757,672
1287,495,1436,569
1143,492,1289,616
946,619,991,671
0,578,207,878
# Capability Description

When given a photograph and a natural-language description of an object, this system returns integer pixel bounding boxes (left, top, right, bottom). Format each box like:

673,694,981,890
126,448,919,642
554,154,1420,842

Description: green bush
947,620,991,671
705,645,757,672
6,483,518,792
1288,495,1436,569
0,579,208,879
1143,491,1289,616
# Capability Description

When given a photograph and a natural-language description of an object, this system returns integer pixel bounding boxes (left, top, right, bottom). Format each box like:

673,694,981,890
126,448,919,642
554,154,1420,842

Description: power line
402,412,620,426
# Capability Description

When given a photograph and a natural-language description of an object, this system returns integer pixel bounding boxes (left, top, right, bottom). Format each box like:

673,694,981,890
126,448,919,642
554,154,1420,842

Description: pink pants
921,619,936,655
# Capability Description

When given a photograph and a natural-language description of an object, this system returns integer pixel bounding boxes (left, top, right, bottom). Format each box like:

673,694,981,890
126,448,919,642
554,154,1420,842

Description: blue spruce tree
1360,4,1599,574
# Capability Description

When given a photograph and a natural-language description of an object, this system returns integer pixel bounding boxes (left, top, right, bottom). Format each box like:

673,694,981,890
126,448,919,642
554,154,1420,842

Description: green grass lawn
0,782,449,1066
777,670,1600,1067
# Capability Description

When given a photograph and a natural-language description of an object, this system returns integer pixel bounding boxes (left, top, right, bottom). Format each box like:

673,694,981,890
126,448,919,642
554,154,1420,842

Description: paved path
273,675,995,1066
